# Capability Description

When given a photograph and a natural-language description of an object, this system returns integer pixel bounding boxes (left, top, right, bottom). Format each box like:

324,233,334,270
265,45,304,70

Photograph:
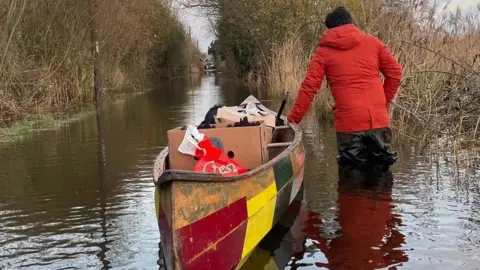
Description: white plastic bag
245,102,259,115
178,125,205,156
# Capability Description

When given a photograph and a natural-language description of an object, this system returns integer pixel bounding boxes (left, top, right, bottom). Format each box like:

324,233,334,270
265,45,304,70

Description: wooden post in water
88,0,102,105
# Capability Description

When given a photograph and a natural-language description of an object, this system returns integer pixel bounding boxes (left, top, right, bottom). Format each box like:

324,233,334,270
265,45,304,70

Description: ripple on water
1,75,480,269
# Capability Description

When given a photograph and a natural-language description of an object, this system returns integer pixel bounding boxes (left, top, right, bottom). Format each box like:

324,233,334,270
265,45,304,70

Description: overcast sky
177,6,213,53
178,0,480,53
434,0,480,11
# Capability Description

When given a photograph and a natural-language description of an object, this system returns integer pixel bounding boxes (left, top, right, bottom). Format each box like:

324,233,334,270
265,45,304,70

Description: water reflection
243,165,409,269
309,166,408,269
96,103,111,269
240,186,307,270
0,74,479,269
238,109,479,269
0,74,230,269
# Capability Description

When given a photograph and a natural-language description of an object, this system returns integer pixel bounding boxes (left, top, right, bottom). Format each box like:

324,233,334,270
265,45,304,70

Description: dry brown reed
265,31,335,119
260,1,480,153
0,0,201,125
379,4,480,153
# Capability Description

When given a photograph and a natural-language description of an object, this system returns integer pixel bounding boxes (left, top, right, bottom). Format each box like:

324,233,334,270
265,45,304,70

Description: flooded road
0,74,479,269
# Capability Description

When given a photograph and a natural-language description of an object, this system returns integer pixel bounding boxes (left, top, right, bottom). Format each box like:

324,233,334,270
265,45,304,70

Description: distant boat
203,56,216,72
152,95,305,270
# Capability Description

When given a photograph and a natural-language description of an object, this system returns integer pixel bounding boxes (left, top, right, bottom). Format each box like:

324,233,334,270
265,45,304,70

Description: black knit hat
325,7,353,29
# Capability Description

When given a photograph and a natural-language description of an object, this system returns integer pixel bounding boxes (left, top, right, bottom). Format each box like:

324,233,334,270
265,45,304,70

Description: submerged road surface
0,74,479,269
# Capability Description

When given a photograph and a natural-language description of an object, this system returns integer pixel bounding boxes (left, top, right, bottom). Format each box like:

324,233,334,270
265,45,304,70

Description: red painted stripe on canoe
176,197,248,269
185,221,248,270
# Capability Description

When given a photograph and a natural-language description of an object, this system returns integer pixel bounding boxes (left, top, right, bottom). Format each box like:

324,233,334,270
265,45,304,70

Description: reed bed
0,0,202,125
257,2,480,153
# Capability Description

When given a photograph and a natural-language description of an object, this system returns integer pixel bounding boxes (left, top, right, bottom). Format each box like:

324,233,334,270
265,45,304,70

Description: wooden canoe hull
238,192,307,270
154,136,305,270
153,95,304,269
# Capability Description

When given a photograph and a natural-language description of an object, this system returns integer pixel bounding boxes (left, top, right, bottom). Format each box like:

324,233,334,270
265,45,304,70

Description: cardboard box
216,106,276,128
167,123,269,171
265,126,273,144
217,119,273,146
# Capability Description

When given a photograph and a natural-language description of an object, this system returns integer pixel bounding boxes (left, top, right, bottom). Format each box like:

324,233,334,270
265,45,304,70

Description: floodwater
0,74,479,269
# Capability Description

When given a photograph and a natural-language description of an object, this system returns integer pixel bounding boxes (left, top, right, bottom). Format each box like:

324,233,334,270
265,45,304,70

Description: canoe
152,96,305,270
239,184,308,270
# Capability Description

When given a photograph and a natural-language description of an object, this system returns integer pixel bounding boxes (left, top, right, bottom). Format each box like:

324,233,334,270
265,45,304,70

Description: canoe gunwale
154,122,302,187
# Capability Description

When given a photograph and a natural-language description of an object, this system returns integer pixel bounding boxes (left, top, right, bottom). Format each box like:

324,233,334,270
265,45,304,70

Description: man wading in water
287,7,402,167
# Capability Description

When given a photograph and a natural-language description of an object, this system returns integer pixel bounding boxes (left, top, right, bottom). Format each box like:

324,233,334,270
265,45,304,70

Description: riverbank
0,0,203,127
0,72,208,143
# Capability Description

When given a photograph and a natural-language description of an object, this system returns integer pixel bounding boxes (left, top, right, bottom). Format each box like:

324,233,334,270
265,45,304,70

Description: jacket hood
319,24,365,50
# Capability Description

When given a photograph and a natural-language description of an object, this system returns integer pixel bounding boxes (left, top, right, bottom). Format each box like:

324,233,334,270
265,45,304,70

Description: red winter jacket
287,24,402,133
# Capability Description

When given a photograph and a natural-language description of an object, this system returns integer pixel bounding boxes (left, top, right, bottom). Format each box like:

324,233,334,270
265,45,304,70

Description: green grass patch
0,111,95,144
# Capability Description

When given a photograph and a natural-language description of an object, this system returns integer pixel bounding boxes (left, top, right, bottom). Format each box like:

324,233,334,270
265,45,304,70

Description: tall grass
265,31,334,119
183,0,479,153
0,0,202,125
255,1,480,152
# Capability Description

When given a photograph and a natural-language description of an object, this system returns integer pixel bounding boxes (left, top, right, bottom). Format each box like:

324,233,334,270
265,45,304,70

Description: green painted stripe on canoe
273,179,294,225
273,156,294,191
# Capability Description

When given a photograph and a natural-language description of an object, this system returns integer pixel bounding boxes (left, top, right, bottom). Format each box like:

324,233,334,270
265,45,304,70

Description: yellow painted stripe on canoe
246,181,277,218
241,182,277,258
237,248,280,270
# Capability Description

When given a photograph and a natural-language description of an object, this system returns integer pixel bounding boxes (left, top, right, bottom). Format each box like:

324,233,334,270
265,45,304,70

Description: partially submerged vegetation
0,0,202,126
0,111,95,143
186,0,480,152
